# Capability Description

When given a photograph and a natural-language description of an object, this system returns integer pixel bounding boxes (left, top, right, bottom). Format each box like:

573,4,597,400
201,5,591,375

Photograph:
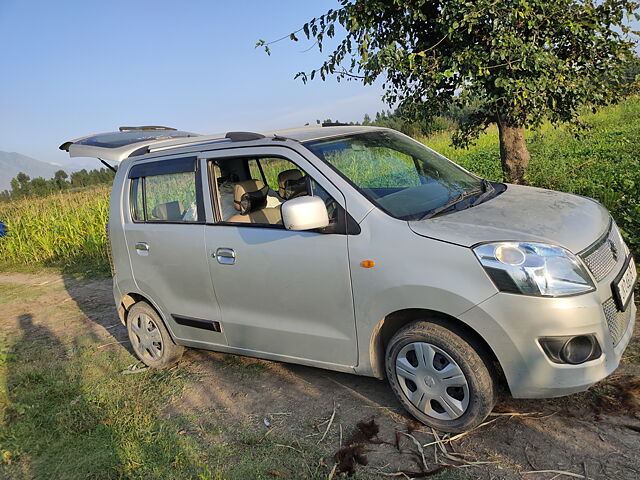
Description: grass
0,97,639,273
0,280,356,480
0,283,50,306
1,318,197,479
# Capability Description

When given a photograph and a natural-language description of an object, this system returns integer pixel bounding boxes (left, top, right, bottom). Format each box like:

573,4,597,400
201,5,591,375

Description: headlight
473,242,595,297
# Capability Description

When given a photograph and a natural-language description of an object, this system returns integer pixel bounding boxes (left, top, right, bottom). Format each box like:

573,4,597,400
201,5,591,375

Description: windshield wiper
471,179,495,207
420,188,481,220
421,179,494,220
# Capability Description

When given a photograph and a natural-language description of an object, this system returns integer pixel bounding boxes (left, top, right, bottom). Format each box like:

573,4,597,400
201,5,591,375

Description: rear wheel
385,320,496,433
127,301,184,368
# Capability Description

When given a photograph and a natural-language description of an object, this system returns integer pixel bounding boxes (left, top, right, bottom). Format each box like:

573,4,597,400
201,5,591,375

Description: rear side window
128,157,203,223
131,178,145,221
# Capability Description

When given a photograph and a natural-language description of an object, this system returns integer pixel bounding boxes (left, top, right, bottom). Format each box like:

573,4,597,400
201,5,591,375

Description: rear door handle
135,242,150,256
215,248,235,265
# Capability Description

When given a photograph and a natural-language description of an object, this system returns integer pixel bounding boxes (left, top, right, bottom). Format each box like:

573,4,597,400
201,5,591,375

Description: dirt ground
1,271,639,479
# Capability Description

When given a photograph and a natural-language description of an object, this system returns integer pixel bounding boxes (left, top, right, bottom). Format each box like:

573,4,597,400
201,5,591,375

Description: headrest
151,201,184,221
283,177,308,200
233,180,265,209
233,179,268,215
278,169,303,197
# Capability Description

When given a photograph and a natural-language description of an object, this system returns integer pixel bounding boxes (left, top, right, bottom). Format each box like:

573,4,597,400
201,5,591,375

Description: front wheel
385,320,496,433
127,301,184,368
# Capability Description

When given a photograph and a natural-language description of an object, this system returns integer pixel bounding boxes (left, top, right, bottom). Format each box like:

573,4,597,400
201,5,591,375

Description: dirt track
1,272,639,479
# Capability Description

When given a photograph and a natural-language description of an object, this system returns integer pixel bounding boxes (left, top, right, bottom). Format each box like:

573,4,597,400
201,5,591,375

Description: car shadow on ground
61,273,133,355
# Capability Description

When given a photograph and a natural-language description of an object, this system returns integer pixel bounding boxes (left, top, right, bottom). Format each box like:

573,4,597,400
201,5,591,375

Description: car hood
408,184,609,254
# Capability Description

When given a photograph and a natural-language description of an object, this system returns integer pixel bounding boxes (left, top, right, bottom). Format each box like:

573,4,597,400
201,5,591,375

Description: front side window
305,131,491,220
130,171,201,223
211,156,340,228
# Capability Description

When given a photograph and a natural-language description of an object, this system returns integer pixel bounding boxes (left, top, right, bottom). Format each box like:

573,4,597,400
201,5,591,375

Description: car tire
127,301,184,368
385,320,496,433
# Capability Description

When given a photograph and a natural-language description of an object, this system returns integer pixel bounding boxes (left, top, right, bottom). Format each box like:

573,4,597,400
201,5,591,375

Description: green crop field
0,97,639,274
0,186,110,274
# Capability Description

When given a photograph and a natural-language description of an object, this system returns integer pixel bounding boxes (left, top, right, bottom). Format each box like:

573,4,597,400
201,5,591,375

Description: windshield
304,130,484,220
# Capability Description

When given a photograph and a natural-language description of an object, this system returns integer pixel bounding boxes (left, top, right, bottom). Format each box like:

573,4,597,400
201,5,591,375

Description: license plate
612,255,637,311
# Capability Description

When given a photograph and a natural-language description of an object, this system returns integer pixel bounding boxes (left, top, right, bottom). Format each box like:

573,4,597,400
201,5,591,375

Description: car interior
151,200,185,221
213,157,312,225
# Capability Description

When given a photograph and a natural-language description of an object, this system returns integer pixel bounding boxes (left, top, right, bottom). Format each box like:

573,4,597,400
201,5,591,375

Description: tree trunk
496,122,530,184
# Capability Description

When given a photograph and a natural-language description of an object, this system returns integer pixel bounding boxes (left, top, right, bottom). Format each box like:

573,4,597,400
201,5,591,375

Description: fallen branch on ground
522,469,585,478
98,340,130,349
488,411,541,417
423,417,498,447
318,402,337,444
274,443,302,454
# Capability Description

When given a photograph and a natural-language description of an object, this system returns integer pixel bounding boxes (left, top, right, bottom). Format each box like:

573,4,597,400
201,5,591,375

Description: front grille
580,221,625,282
602,297,633,346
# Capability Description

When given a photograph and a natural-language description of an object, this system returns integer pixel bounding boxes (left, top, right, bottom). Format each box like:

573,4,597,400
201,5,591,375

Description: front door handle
215,248,236,265
135,242,150,256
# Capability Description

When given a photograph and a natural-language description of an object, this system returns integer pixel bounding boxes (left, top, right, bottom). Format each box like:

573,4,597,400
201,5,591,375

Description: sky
0,0,386,167
0,1,637,169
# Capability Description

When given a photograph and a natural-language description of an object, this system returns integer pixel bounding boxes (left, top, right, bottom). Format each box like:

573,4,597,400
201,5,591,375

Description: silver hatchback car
61,125,637,432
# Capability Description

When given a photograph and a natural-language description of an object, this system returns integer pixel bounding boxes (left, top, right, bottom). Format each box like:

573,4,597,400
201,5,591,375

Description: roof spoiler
59,126,180,152
119,126,177,132
58,128,272,162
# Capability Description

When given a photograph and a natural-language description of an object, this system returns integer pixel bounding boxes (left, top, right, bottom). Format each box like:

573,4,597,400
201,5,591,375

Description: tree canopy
0,167,115,202
259,0,639,183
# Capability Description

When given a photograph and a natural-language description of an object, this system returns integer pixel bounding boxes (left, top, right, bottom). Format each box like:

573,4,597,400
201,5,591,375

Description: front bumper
458,272,636,398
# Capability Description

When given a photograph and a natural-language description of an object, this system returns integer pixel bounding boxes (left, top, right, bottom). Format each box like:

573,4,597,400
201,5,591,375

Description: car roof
60,125,386,163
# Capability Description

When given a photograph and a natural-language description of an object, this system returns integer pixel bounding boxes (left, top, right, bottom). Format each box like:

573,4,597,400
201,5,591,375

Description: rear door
202,147,358,367
123,156,227,346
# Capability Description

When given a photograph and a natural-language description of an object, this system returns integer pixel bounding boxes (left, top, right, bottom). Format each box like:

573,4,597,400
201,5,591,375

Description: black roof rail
119,126,177,132
225,131,266,142
321,122,349,127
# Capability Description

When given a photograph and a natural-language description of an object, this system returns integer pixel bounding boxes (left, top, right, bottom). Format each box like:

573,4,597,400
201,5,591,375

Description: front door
203,149,357,367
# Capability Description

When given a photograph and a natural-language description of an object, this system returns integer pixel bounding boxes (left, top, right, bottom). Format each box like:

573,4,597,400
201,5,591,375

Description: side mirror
281,195,329,231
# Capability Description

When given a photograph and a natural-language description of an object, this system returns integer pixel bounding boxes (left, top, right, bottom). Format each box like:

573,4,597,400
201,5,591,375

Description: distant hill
0,151,60,192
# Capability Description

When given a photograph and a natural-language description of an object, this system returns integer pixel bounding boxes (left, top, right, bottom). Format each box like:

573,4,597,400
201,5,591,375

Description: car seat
228,180,282,224
277,169,307,200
